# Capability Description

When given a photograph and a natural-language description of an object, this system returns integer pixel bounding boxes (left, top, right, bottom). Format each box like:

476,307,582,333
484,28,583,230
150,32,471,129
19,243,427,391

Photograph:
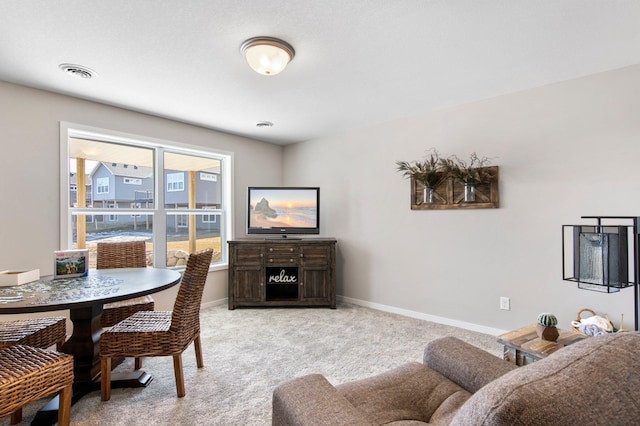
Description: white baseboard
212,295,508,336
338,296,508,336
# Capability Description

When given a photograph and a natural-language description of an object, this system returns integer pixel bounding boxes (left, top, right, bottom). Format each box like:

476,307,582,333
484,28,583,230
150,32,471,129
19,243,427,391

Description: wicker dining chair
0,345,73,426
97,240,155,327
0,317,67,351
100,248,213,401
0,317,68,425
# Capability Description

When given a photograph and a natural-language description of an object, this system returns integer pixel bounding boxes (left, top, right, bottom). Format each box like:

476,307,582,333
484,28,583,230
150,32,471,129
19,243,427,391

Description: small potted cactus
536,313,559,342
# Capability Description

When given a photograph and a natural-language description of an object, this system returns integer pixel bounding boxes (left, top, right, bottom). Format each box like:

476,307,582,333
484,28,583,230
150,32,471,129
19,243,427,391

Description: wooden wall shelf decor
410,166,499,210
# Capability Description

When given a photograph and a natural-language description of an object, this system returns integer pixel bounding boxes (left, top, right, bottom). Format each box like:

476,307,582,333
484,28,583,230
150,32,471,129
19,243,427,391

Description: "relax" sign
267,267,298,284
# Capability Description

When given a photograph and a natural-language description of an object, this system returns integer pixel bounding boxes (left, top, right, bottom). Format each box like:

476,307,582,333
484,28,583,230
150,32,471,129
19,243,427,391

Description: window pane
166,212,222,265
164,152,222,209
69,139,154,209
65,127,230,269
71,213,153,269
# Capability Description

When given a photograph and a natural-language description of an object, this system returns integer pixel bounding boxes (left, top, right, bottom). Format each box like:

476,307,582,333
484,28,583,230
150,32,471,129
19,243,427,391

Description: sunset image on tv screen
249,189,317,229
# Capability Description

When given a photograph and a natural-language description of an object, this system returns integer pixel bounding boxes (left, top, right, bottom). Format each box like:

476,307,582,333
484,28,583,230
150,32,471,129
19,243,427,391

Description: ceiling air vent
59,63,96,79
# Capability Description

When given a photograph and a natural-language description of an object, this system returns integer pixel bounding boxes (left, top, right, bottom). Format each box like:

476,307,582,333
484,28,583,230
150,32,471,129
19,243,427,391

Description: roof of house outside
99,163,153,179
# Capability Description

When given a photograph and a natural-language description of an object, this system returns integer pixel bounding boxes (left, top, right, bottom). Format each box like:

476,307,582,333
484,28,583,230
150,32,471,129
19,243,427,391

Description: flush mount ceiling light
240,37,295,76
59,63,96,79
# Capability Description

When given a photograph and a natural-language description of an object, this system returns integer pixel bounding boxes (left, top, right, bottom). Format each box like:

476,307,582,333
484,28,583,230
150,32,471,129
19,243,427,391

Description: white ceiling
1,1,639,145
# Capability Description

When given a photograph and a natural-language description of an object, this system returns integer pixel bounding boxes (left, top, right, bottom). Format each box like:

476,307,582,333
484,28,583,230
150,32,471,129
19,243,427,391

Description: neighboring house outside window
61,123,231,269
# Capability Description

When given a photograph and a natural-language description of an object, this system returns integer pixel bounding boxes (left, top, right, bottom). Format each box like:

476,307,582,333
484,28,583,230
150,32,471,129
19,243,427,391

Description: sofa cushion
451,332,640,425
336,362,471,425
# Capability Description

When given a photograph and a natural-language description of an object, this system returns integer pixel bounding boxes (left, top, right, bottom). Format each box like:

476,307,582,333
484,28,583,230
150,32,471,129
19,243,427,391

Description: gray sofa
272,332,640,425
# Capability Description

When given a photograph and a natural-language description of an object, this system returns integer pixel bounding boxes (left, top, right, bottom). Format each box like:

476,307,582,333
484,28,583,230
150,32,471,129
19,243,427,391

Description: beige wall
3,65,640,335
0,81,283,321
284,65,640,334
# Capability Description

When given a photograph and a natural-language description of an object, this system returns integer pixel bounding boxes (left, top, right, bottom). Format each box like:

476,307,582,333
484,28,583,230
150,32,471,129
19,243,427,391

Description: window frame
59,122,233,271
202,207,218,224
96,177,110,194
124,177,142,185
166,172,185,192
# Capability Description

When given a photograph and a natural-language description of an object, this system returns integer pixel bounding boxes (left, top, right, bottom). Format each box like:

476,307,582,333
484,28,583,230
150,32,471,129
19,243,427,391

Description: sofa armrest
423,336,516,393
272,374,372,426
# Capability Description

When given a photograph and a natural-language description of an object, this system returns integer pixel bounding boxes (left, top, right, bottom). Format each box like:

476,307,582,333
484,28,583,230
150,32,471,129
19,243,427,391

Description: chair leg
58,383,73,426
134,357,142,370
173,354,185,397
10,408,22,425
194,334,204,368
101,357,112,401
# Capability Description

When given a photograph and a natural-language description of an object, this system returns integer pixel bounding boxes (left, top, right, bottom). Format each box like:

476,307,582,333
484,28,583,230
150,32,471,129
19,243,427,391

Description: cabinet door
233,266,264,303
300,267,330,302
299,243,335,306
299,245,329,267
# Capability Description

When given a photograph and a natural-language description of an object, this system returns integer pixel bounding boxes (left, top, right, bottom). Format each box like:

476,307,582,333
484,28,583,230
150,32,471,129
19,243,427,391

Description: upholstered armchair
273,332,640,425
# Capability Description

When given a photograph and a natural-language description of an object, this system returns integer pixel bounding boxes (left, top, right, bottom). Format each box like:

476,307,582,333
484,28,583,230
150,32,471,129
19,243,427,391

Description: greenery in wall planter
440,153,495,202
395,150,445,204
397,150,499,209
440,152,495,184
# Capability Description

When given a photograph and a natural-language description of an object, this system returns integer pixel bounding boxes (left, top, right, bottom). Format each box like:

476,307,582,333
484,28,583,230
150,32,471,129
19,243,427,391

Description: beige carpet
5,303,503,426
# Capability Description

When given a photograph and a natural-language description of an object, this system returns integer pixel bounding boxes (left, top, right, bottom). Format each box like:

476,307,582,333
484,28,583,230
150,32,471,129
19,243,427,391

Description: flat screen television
247,187,320,237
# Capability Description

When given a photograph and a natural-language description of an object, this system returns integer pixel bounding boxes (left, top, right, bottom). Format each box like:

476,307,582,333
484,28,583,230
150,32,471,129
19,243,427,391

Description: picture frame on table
54,249,89,279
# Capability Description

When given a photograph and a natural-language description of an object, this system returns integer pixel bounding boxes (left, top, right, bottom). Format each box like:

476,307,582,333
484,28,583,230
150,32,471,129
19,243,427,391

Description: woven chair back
170,249,213,338
96,240,148,269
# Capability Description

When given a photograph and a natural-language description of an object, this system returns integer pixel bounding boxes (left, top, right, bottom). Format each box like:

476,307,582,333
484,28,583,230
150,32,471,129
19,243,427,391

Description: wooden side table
497,324,586,366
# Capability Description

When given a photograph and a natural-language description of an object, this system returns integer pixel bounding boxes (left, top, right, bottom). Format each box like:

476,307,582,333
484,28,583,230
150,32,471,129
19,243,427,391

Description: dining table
0,267,182,425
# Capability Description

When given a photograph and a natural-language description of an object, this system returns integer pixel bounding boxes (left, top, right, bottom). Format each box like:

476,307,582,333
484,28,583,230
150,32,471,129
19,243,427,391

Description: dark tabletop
0,268,182,314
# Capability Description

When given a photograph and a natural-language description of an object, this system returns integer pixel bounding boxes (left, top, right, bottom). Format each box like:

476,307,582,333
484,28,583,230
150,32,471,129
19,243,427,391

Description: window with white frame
166,173,184,192
108,204,117,222
200,172,217,182
96,177,109,194
124,177,142,185
61,124,231,269
202,207,217,223
131,202,142,218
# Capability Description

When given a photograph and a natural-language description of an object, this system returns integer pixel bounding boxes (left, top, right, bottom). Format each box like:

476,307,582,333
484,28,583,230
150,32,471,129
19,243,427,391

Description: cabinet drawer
232,245,264,266
266,245,298,255
266,255,298,265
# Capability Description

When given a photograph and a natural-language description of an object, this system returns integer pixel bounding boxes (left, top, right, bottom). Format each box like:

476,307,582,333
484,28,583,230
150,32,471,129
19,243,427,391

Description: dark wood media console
228,238,337,309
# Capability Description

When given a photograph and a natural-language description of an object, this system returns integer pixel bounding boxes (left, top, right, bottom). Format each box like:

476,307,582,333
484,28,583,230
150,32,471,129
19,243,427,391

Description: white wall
284,65,640,333
0,81,283,320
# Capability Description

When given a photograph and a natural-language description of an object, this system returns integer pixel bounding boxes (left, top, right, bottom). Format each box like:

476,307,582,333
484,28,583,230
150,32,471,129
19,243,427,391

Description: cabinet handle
260,253,263,258
269,248,273,252
260,282,264,286
300,282,303,286
290,248,293,252
289,258,294,263
269,259,273,263
299,253,304,258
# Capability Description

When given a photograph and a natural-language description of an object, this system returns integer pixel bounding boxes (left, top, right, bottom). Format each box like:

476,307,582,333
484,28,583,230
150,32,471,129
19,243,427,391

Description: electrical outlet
500,297,510,311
